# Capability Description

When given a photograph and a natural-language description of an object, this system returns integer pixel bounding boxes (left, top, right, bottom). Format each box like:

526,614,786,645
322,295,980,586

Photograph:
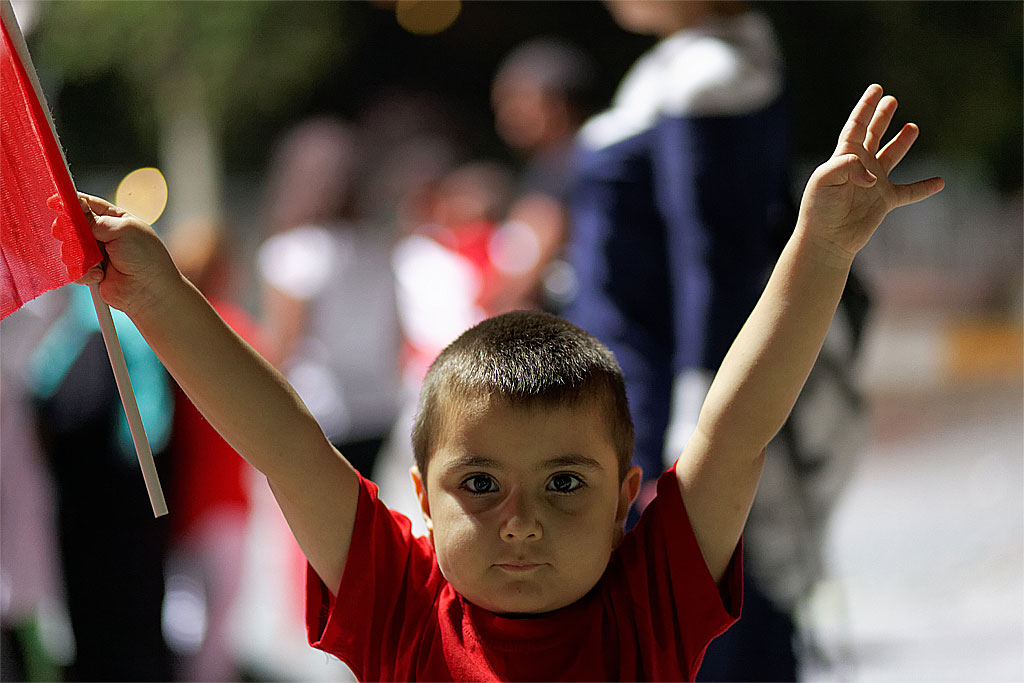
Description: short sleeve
611,466,743,680
305,473,443,681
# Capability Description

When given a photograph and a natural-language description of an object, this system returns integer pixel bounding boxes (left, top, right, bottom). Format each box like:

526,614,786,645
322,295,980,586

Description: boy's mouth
495,562,544,572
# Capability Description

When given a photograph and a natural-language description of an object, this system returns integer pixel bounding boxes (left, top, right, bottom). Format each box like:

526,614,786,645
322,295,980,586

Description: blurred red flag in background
1,12,101,319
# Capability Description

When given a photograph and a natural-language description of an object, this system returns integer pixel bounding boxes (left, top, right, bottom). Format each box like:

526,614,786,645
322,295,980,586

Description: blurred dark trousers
35,333,174,682
696,571,797,683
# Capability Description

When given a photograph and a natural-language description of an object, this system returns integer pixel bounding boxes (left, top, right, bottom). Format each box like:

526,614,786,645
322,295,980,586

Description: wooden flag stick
89,284,169,517
2,0,167,516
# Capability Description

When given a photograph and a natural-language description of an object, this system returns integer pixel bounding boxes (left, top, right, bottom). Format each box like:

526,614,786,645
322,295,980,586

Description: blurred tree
765,0,1022,194
27,1,1022,206
31,0,353,224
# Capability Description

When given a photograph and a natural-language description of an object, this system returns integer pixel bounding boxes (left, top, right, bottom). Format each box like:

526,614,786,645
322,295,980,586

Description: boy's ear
616,464,644,525
410,466,434,543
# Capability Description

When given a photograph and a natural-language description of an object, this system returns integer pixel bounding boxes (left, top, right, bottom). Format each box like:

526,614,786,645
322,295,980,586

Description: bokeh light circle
396,0,461,35
115,167,168,225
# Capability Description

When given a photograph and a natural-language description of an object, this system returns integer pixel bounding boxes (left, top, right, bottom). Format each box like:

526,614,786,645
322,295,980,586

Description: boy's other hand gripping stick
88,282,169,517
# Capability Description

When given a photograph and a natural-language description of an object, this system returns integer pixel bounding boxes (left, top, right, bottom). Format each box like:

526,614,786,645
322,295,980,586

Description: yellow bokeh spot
396,0,461,35
115,167,168,225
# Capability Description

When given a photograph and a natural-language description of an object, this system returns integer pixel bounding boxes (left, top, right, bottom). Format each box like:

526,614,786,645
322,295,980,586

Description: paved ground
803,383,1023,682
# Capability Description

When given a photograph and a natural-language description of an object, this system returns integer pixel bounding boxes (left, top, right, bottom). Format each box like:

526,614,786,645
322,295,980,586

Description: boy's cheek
547,491,597,517
431,506,487,563
432,524,488,593
433,490,489,528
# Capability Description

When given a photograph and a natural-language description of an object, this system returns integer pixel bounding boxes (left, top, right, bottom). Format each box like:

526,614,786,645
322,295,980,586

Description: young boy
77,85,943,681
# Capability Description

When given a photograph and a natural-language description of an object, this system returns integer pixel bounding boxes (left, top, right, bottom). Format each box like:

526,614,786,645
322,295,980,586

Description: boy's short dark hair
412,311,634,484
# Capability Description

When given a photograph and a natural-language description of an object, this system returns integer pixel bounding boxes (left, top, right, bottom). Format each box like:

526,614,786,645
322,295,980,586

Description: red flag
0,9,101,319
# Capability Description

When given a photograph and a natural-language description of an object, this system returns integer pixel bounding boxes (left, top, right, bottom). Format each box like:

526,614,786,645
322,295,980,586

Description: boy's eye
461,474,498,494
547,473,585,494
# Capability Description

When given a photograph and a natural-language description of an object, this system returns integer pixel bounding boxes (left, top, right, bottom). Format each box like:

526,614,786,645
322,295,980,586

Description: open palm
799,84,944,260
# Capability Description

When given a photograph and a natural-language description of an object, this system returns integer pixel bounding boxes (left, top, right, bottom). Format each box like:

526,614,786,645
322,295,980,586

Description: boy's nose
499,493,542,541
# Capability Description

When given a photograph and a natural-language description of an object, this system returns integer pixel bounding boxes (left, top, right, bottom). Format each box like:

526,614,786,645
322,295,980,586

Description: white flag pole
88,284,169,516
2,0,168,516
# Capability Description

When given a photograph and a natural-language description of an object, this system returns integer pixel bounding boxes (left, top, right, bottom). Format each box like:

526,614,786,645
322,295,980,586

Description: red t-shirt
306,466,742,681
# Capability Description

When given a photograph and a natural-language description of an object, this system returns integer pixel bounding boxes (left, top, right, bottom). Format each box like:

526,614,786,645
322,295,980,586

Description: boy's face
412,396,642,615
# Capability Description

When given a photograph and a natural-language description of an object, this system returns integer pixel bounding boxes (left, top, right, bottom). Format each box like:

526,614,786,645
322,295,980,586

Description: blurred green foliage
767,1,1023,193
32,0,352,168
28,0,1023,194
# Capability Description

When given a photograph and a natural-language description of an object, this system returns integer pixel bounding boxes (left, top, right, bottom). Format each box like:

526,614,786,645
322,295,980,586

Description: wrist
791,220,858,272
130,268,194,331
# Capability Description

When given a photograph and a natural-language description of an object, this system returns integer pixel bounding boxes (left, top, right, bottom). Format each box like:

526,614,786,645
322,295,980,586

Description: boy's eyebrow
441,454,605,472
445,455,505,472
540,454,604,471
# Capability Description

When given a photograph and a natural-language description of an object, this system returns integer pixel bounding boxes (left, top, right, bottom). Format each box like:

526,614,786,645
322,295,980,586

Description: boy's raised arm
78,194,360,594
675,85,944,583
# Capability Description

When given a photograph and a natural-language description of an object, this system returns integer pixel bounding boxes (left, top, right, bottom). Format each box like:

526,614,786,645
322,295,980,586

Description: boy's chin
468,584,593,617
472,594,568,617
491,608,563,619
486,599,574,618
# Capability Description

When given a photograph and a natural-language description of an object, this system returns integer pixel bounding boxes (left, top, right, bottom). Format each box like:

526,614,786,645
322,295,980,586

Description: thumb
819,153,877,188
75,263,106,286
77,192,125,218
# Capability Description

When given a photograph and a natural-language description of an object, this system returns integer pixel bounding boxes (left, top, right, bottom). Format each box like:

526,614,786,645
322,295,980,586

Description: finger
89,214,126,242
75,264,105,286
77,192,125,217
835,84,884,153
863,95,897,155
78,194,95,217
75,194,126,242
877,122,920,174
892,176,945,208
817,153,877,188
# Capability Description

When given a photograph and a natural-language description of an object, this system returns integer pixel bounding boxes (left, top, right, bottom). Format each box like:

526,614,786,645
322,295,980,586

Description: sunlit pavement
803,311,1024,682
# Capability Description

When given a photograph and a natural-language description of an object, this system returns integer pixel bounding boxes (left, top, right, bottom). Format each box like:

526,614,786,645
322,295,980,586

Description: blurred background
1,1,1020,681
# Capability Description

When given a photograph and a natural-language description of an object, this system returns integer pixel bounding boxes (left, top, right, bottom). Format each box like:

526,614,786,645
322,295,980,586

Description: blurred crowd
1,32,605,683
2,4,870,681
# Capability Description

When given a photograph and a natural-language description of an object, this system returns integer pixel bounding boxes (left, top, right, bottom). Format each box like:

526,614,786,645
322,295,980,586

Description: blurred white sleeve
257,225,334,301
663,368,714,468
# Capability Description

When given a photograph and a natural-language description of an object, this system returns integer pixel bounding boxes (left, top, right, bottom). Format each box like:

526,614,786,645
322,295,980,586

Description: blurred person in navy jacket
566,2,869,679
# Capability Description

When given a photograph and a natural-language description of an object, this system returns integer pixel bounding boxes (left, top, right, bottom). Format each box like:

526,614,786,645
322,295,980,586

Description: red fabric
306,466,742,681
399,220,506,382
0,18,100,319
427,219,506,313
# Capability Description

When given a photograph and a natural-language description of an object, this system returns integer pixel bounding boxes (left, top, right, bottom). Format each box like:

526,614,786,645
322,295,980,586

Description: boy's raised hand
680,85,944,585
797,84,944,263
76,192,181,319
